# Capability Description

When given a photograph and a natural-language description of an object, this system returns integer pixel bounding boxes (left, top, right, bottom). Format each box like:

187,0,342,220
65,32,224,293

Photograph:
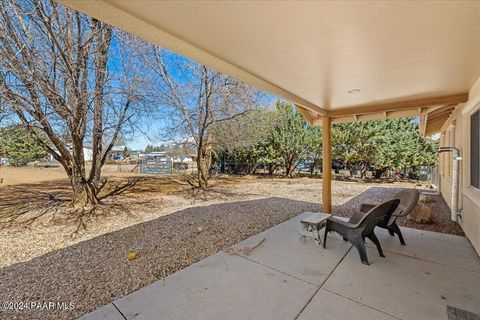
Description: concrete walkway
80,213,480,320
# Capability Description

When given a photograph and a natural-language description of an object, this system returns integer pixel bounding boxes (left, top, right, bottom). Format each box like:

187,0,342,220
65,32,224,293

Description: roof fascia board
328,93,468,118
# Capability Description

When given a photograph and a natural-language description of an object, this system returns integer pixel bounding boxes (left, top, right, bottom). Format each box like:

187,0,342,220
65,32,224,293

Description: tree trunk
70,175,99,208
196,148,210,189
309,158,320,176
268,164,275,176
284,155,294,177
221,155,226,173
349,165,355,178
374,167,388,179
360,165,368,178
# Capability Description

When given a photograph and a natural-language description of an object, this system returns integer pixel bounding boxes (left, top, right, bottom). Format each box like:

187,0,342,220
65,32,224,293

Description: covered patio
81,212,480,320
53,1,480,319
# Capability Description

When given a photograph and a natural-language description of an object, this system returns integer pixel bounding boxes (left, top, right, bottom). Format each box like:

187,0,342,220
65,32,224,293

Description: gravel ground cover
332,186,464,235
0,176,368,269
0,176,463,319
0,197,319,320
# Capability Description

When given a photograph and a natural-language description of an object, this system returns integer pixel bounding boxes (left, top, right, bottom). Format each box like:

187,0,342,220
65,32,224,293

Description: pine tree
0,125,49,166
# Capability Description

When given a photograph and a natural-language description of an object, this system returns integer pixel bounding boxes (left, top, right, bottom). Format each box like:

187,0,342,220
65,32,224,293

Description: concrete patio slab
367,228,480,273
274,211,322,231
297,289,399,320
78,304,124,320
79,214,480,320
323,246,480,320
113,252,318,320
232,221,352,286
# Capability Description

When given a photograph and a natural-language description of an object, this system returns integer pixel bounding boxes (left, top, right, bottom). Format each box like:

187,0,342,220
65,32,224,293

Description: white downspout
438,147,462,221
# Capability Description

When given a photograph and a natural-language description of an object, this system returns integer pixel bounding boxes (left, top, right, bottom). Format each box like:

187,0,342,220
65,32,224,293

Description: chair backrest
392,189,420,217
360,199,400,235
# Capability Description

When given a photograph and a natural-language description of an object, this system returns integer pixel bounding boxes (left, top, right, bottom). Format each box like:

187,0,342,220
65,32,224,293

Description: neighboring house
110,145,127,161
420,77,480,254
83,147,93,162
140,152,197,170
172,154,197,170
48,145,93,162
143,151,171,161
129,150,141,159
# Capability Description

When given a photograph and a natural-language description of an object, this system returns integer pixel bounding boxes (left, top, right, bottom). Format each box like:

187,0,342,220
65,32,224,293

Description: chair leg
388,228,395,236
390,222,406,246
366,231,385,258
351,237,369,265
323,225,328,248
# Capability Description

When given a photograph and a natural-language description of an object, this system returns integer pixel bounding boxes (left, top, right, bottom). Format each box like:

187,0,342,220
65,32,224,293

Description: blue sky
108,36,277,150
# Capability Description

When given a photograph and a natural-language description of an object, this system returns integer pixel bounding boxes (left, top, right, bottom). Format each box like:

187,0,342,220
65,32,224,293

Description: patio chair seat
323,199,400,265
358,189,420,245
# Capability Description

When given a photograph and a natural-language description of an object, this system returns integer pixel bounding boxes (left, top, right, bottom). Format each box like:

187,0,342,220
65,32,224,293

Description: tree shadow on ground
0,176,184,225
0,174,274,226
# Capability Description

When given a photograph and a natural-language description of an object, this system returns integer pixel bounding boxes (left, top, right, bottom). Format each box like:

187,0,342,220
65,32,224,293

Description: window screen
471,109,480,188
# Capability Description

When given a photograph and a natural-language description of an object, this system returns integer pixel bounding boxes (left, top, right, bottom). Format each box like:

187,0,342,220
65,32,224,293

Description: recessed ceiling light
348,89,361,94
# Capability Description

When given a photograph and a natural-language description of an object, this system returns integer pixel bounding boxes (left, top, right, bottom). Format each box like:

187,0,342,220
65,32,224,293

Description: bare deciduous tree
140,46,262,188
0,0,141,208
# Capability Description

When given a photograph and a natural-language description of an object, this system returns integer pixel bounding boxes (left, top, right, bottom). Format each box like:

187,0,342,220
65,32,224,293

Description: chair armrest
392,206,406,217
349,211,366,225
385,207,405,226
332,216,349,222
359,203,376,213
328,216,358,229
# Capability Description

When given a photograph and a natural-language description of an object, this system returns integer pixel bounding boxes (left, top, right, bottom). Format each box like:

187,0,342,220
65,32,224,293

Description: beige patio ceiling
58,0,480,123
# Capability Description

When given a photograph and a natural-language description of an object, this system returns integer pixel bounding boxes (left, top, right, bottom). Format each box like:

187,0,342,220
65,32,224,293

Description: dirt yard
0,165,136,186
0,167,464,319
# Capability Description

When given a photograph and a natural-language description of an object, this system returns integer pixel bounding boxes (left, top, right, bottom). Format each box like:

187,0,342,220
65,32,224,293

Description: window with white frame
471,108,480,189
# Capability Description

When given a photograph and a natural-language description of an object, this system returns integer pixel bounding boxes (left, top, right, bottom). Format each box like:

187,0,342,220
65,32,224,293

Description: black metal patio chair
323,199,400,265
358,189,420,245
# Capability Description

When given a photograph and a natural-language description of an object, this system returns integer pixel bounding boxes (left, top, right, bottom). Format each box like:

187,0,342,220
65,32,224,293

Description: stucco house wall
438,77,480,254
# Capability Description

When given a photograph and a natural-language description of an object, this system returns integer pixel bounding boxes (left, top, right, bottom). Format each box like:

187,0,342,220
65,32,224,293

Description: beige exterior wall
438,76,480,253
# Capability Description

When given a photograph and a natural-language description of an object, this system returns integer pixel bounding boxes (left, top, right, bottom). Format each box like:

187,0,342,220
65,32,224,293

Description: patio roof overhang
419,104,459,138
58,0,480,125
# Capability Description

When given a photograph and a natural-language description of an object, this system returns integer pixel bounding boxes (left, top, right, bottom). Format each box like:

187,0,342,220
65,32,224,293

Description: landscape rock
419,194,434,203
408,203,433,224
